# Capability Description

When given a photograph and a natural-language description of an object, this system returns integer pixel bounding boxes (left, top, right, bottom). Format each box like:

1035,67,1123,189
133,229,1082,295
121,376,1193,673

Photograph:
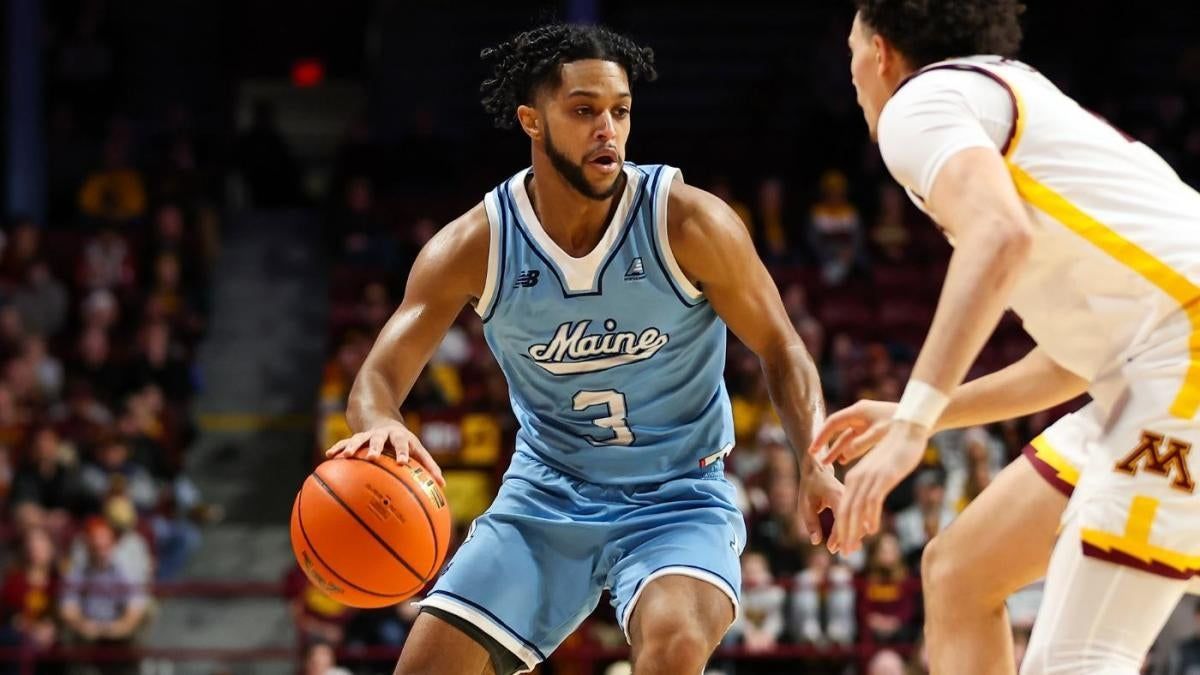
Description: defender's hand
325,421,445,486
807,400,898,467
833,419,929,554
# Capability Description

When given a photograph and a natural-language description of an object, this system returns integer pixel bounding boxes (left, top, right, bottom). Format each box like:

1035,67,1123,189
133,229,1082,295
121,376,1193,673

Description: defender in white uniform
809,2,1200,674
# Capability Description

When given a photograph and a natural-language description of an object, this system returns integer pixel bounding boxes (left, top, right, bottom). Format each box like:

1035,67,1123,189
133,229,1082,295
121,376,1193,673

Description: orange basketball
289,457,451,608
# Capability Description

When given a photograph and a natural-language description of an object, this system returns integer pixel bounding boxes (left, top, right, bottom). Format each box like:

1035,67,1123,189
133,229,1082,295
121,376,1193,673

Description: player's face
540,59,631,200
848,12,889,140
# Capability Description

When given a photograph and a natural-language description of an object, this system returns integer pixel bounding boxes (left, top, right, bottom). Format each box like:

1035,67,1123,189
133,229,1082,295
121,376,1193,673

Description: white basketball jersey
879,56,1200,419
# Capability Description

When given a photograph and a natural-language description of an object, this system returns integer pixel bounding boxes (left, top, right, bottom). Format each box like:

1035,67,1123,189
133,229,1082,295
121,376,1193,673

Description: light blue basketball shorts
419,449,746,672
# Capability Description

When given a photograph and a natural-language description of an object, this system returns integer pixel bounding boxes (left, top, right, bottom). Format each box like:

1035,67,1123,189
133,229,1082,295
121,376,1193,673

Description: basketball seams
310,470,429,582
358,460,444,578
295,487,422,599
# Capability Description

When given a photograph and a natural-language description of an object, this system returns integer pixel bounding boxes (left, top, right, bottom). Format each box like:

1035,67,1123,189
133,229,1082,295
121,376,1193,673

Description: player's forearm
762,342,827,477
910,227,1031,397
935,347,1088,432
345,365,409,433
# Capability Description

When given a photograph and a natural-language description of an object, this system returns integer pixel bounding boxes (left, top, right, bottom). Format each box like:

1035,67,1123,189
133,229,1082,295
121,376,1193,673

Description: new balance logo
624,257,646,281
1115,431,1196,493
514,270,540,288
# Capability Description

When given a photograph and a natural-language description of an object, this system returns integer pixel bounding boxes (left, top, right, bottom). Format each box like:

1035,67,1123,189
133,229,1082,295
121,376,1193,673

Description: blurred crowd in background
4,0,1200,674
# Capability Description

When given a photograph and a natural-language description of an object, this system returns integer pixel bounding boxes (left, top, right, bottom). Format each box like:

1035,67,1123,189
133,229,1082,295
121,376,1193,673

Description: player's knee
921,533,1002,609
635,622,713,673
920,534,954,600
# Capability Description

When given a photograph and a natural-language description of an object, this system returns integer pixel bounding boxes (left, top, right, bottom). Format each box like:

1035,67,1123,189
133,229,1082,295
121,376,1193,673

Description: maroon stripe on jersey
1021,444,1075,498
1080,541,1198,580
893,63,1021,156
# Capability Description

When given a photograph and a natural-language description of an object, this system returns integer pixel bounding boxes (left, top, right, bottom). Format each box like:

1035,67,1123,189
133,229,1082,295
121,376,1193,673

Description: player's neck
526,157,623,257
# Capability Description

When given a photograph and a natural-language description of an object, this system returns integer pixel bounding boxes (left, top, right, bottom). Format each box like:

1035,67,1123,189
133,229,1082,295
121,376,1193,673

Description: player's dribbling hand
324,421,446,486
798,466,843,554
806,400,897,467
833,419,928,553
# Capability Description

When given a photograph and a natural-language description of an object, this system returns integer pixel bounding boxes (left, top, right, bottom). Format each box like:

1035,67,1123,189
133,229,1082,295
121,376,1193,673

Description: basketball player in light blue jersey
324,23,842,675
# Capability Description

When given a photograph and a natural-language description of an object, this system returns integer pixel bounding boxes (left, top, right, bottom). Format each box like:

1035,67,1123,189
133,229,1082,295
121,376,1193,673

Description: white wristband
894,380,949,430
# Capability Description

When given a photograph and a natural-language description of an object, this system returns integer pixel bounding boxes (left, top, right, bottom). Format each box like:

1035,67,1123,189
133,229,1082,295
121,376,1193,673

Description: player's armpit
345,204,490,433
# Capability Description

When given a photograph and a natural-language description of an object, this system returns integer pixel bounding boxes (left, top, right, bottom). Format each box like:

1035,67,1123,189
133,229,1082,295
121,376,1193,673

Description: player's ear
516,105,540,141
871,33,887,75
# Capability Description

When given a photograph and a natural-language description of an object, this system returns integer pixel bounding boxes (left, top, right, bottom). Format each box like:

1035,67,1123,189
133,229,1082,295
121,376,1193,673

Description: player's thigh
422,463,608,671
1021,520,1188,675
395,611,493,675
606,468,743,643
627,574,734,654
924,454,1068,604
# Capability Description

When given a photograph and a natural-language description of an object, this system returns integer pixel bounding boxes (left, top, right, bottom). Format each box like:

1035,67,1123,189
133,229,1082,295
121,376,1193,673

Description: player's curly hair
855,0,1025,69
480,23,657,129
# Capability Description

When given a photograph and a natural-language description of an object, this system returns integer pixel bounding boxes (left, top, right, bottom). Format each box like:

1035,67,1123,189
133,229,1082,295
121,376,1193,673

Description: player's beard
544,123,623,201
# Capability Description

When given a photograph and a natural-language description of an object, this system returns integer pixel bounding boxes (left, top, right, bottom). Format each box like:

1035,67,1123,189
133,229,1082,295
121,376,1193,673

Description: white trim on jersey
474,190,504,318
510,165,642,294
652,167,704,301
418,592,541,673
619,565,740,644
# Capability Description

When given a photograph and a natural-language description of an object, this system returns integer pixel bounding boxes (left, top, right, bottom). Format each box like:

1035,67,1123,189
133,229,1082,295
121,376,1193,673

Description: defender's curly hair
855,0,1025,69
480,23,657,129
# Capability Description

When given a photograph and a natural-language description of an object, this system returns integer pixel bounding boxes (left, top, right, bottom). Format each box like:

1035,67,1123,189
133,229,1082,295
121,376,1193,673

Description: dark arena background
1,1,1199,673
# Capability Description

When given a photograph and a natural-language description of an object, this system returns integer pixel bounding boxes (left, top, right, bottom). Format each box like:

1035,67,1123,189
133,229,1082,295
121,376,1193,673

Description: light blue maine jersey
474,163,734,484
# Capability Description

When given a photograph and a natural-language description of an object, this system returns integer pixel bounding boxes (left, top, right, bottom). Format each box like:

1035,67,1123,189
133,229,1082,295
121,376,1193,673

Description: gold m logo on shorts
1114,431,1196,494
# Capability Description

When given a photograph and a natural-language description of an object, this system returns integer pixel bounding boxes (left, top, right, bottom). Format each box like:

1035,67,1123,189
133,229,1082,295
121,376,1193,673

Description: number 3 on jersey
573,390,633,446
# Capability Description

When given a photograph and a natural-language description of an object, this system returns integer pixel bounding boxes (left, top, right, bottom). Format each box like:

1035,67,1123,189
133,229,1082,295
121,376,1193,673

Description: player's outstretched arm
667,178,842,550
829,146,1037,552
325,204,490,485
812,346,1088,465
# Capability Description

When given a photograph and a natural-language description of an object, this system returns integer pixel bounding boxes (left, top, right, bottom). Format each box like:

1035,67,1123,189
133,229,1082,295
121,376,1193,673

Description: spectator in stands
127,321,191,404
69,495,152,585
0,306,27,364
0,385,31,453
0,527,59,656
71,327,123,407
59,517,149,675
78,435,157,514
9,425,79,531
304,642,352,675
78,136,148,226
12,261,70,340
893,466,955,564
790,547,855,646
0,219,42,286
235,100,303,208
144,252,193,331
24,336,65,403
80,289,120,334
1171,602,1200,674
52,380,113,451
756,177,789,260
335,176,394,267
869,184,913,265
78,227,135,292
747,468,808,577
727,551,785,653
856,532,921,647
728,426,785,516
807,169,865,285
356,282,392,334
5,356,43,412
